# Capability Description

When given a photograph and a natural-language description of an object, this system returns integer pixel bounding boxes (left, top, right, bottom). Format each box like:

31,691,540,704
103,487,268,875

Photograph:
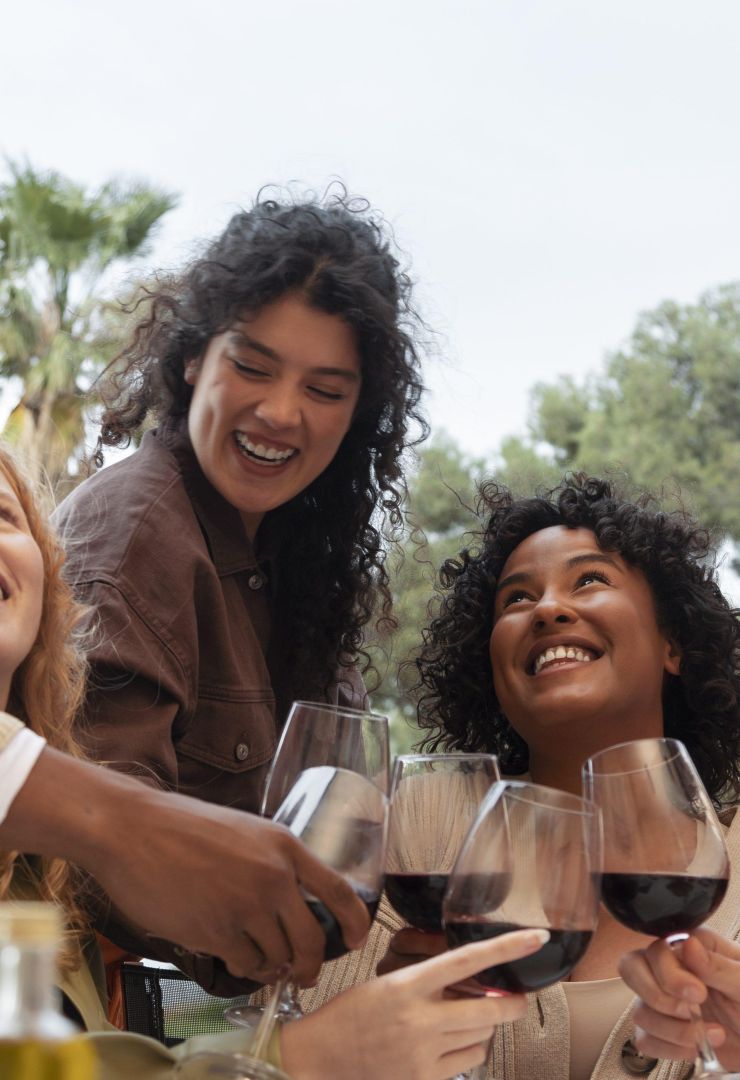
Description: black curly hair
95,189,428,709
415,474,740,805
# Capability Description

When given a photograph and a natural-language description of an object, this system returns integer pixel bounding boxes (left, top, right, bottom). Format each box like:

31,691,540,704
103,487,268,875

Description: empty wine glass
225,701,390,1031
443,780,602,993
385,754,499,933
262,700,390,814
583,737,732,1079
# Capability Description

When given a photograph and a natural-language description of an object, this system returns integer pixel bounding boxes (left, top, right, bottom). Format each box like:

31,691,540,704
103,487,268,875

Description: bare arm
1,745,369,986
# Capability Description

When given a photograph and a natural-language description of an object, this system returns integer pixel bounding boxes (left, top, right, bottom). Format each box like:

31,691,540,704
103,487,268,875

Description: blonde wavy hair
0,446,90,971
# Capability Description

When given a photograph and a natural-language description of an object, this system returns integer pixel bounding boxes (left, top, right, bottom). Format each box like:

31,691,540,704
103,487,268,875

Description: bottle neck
0,942,74,1039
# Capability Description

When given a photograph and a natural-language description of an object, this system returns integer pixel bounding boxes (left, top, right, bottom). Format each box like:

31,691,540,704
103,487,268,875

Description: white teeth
533,647,593,675
234,433,296,465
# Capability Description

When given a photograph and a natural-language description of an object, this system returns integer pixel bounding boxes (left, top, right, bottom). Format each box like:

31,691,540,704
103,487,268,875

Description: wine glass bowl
443,781,602,994
583,738,729,938
261,701,390,817
273,764,388,961
384,754,499,933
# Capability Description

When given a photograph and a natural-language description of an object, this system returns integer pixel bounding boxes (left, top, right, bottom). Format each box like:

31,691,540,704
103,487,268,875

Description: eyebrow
496,552,620,593
227,330,360,381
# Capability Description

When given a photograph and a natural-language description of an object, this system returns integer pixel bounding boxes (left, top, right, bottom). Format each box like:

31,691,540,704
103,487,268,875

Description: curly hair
0,445,90,971
95,189,427,702
415,474,740,805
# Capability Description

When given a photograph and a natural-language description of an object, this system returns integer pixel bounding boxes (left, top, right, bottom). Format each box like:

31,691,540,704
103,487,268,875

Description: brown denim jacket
54,418,364,992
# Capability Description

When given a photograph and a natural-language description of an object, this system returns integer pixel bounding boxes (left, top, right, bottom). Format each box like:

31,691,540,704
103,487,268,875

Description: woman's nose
253,384,301,429
531,591,576,630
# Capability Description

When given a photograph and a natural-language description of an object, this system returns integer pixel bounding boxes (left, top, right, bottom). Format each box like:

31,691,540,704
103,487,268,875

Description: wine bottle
0,901,98,1078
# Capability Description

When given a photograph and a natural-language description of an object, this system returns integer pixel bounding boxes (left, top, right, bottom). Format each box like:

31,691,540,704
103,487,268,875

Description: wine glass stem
249,971,293,1060
691,1004,725,1076
276,978,304,1021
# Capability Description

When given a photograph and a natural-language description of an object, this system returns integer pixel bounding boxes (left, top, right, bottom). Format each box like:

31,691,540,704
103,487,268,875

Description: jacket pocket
176,688,277,774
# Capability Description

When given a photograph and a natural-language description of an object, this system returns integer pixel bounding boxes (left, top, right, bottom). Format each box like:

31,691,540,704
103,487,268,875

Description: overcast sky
3,0,739,591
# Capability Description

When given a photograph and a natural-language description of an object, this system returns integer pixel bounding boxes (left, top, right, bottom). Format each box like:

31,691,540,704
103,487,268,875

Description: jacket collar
152,416,271,577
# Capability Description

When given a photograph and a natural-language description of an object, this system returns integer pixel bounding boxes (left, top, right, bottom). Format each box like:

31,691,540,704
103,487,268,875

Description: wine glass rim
394,752,499,764
499,779,600,817
584,737,687,775
290,700,389,725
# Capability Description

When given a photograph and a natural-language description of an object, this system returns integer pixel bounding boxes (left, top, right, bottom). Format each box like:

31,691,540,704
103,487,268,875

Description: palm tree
0,160,177,493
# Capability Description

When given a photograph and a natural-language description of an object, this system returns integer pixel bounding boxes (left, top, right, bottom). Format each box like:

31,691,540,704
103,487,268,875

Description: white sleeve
0,727,47,825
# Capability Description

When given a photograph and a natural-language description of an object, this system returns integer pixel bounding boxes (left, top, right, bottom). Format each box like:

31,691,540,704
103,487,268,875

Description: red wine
601,872,729,936
306,887,380,961
385,873,449,932
445,920,593,992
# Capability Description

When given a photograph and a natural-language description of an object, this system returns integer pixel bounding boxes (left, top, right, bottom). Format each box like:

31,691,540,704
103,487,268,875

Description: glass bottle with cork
0,901,98,1078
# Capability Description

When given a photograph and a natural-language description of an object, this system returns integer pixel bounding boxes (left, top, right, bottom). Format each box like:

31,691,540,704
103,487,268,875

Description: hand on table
619,928,740,1069
282,927,548,1080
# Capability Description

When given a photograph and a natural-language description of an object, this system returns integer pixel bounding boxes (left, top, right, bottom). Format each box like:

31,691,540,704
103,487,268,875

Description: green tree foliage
373,284,740,749
0,161,176,493
368,434,485,751
498,284,740,555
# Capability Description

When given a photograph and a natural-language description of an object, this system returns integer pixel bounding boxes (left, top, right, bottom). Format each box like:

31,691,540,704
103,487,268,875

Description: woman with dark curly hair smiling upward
416,474,740,803
366,474,740,1080
53,189,427,995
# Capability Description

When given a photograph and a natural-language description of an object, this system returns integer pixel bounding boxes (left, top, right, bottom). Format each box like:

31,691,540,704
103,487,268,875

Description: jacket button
248,573,265,590
235,742,250,761
621,1039,658,1074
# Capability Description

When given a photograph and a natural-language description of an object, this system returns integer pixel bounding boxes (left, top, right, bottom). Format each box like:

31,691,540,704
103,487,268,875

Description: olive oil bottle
0,902,98,1078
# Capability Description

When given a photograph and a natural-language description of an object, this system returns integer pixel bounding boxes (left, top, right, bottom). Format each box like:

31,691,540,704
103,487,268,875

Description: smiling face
489,526,681,763
0,469,44,709
185,292,362,539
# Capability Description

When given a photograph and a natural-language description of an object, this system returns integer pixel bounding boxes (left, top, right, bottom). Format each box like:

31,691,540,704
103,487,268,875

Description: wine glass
261,701,390,814
443,780,602,993
583,737,733,1079
385,754,500,934
226,701,390,1030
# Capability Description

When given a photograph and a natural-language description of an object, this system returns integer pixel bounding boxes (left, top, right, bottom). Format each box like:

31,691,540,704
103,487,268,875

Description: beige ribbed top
562,977,634,1080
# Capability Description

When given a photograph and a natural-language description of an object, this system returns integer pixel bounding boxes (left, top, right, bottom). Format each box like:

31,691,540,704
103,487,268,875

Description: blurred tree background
0,161,176,495
1,162,738,754
373,284,740,752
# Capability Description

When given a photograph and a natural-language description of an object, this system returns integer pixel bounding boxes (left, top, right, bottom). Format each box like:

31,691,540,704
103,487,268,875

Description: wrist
281,1007,357,1080
1,746,160,877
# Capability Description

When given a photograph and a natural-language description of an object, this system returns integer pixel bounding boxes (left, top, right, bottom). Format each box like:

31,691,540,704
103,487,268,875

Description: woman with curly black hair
53,189,427,995
416,473,740,803
395,473,740,1079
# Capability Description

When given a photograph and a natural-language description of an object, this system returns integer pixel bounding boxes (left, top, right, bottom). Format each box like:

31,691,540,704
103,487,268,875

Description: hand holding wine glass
620,928,740,1069
226,701,390,1031
583,737,733,1079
